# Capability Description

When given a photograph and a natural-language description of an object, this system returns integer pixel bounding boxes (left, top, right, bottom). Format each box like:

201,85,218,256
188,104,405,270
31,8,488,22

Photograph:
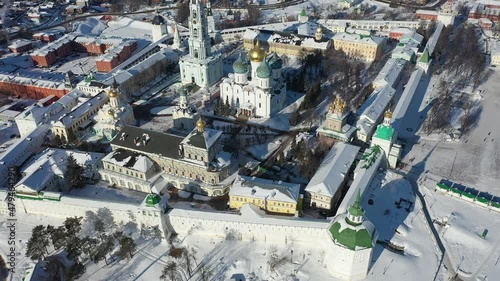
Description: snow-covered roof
246,29,331,51
52,91,108,127
0,125,48,186
305,143,360,197
32,34,75,56
416,9,439,15
181,127,222,150
8,39,32,49
230,176,300,204
390,27,413,35
391,46,415,61
356,85,396,137
399,31,424,46
425,22,443,56
391,68,423,132
102,149,155,173
16,148,104,193
333,32,384,46
0,71,66,90
373,58,407,88
336,148,383,215
169,203,330,229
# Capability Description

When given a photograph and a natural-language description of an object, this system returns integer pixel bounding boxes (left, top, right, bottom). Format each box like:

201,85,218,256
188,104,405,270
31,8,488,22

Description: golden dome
107,88,118,98
384,108,392,119
248,41,266,62
108,109,115,116
316,26,323,33
329,103,334,112
196,116,205,132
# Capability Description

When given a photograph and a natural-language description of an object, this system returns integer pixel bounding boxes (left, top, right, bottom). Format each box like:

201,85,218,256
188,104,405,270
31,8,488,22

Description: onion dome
232,53,248,74
384,108,392,119
145,193,161,206
196,116,205,132
108,109,115,116
268,52,283,69
248,41,266,63
107,88,118,98
152,10,165,25
256,61,271,78
107,78,119,98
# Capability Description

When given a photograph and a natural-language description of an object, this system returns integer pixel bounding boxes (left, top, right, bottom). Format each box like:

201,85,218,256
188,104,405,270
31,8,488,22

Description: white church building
220,42,287,118
179,0,223,87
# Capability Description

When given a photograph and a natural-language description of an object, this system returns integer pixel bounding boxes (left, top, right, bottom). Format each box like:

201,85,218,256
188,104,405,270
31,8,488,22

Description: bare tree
246,6,261,25
176,2,190,24
267,246,289,272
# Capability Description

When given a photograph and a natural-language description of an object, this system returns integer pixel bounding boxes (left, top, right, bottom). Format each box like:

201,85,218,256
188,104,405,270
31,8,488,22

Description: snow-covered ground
420,181,500,281
401,70,500,195
363,171,440,281
247,138,283,160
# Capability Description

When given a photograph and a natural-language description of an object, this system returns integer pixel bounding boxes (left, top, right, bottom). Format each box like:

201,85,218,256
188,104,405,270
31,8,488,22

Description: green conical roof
328,189,375,250
419,48,429,63
256,61,271,78
348,189,364,218
300,9,307,17
232,53,248,74
145,193,161,207
329,222,374,250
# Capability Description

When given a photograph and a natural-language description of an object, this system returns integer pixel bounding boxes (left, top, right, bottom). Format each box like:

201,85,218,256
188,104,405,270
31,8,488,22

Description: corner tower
327,190,377,281
152,9,167,42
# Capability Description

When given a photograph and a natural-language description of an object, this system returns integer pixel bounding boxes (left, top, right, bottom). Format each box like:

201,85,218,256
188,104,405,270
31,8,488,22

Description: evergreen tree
64,154,85,189
117,236,136,259
92,235,114,265
45,256,65,281
25,225,49,260
66,262,85,281
160,261,178,281
46,225,68,250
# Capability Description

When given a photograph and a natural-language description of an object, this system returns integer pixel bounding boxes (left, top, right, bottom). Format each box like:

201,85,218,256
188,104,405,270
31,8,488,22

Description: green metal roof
256,61,271,78
329,221,374,251
145,193,161,206
232,53,248,74
419,48,429,63
300,9,307,17
374,124,394,141
348,190,363,218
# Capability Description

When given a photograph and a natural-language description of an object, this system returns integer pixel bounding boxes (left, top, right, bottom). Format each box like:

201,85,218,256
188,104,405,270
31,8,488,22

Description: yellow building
332,32,385,62
243,28,332,57
229,176,300,215
52,91,108,142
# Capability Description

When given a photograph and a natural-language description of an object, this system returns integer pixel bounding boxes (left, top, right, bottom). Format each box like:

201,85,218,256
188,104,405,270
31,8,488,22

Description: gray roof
111,126,183,159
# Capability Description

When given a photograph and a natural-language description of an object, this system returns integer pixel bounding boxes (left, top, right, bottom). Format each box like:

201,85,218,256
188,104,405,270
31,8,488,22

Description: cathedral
94,79,136,141
179,0,223,87
317,96,356,142
220,42,287,118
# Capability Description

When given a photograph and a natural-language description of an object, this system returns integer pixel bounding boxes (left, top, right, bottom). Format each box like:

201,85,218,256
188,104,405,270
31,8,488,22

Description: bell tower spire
188,0,211,60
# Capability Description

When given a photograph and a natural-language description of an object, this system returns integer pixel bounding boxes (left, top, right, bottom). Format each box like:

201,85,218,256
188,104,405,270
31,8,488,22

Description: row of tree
161,246,211,281
25,210,137,280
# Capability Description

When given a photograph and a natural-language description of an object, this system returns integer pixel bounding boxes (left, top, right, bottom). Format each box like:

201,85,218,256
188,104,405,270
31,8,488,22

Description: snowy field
420,182,500,281
401,70,500,195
